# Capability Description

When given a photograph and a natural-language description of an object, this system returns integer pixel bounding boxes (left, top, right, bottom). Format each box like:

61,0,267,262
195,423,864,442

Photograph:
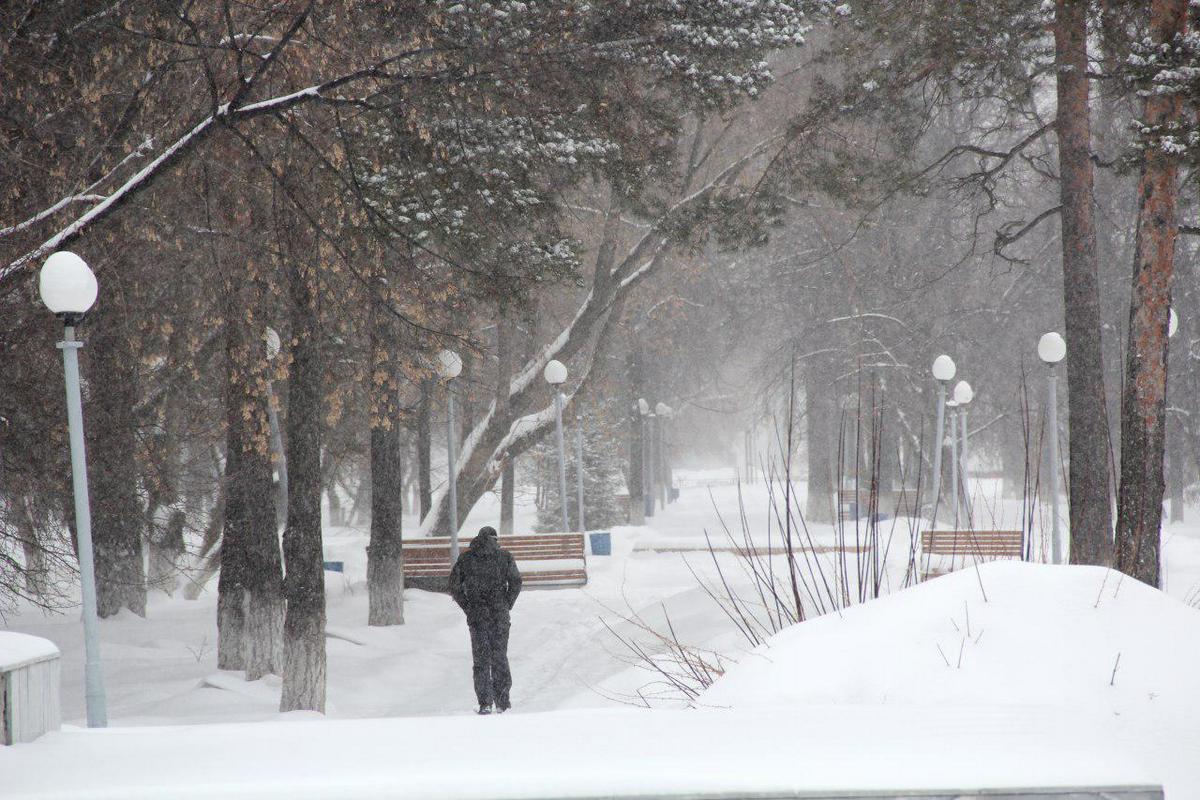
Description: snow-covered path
5,477,1200,726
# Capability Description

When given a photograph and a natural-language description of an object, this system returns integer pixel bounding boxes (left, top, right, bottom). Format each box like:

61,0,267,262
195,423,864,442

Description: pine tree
535,426,625,534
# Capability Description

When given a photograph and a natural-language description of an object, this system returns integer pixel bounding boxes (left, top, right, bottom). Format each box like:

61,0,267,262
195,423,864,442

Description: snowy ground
3,473,1200,796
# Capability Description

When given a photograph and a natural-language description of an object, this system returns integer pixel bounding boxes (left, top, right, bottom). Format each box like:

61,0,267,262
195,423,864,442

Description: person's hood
470,532,499,550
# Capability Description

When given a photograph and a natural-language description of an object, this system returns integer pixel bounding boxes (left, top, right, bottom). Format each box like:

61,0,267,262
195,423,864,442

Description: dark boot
477,704,493,715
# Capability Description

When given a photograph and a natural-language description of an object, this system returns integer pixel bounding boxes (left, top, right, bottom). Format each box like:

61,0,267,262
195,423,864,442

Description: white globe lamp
931,354,956,382
1038,332,1066,364
437,349,463,380
544,359,568,386
264,327,282,361
953,380,974,405
40,251,98,319
1169,308,1179,338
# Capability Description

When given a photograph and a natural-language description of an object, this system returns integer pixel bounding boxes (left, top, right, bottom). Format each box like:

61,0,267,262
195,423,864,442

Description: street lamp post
264,327,287,531
437,349,463,562
930,355,956,529
40,251,107,728
953,380,974,527
655,403,672,509
638,399,653,518
946,399,960,529
545,360,570,533
646,413,657,516
575,416,586,533
1038,332,1066,564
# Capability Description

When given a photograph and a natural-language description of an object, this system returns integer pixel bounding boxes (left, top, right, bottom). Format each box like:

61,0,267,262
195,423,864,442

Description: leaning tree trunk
280,259,327,712
367,283,404,627
85,296,147,618
1055,0,1114,566
1115,0,1189,587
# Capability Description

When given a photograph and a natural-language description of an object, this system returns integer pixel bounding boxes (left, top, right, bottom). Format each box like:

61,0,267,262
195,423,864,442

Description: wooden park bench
402,532,588,592
921,528,1024,579
837,487,908,519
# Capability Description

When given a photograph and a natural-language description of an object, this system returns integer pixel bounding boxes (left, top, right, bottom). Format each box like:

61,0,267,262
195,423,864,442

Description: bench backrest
402,533,587,585
921,529,1023,558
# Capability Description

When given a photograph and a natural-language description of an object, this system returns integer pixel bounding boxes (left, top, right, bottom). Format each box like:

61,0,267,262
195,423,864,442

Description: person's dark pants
466,603,511,708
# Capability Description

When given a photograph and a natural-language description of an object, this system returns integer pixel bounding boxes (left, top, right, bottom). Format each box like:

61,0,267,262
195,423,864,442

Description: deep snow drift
703,561,1200,795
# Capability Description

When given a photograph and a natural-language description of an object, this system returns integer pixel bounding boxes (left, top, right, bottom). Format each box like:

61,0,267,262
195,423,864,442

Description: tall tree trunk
86,297,147,618
416,379,433,520
280,259,327,712
496,307,517,536
1055,0,1114,565
218,393,247,670
241,383,284,679
627,339,646,525
367,283,404,627
1115,0,1189,586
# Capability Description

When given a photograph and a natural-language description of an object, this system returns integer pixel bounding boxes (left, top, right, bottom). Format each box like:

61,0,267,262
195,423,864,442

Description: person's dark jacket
449,530,522,612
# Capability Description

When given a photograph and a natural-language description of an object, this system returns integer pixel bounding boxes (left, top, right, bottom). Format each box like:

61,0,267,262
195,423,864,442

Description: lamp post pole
959,404,970,525
437,349,463,563
1047,366,1062,564
930,356,956,530
646,413,657,517
932,382,947,528
544,360,570,532
41,251,107,729
553,391,569,533
575,416,586,532
60,325,107,728
948,401,960,529
446,386,459,560
951,381,974,528
1037,332,1067,565
264,329,287,531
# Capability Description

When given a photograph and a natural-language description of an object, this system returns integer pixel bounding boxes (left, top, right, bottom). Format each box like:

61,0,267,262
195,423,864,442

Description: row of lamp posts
929,325,1141,565
929,355,974,531
434,350,582,564
634,399,672,517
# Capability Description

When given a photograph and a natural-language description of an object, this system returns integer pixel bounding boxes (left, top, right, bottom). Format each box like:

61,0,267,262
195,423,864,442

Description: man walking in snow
449,526,522,714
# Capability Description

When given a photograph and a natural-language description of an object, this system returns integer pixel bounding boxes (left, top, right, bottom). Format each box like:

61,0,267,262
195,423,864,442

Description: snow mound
704,561,1200,715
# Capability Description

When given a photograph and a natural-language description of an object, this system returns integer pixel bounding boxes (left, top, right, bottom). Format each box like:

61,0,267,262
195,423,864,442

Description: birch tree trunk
1054,0,1114,566
1115,0,1189,586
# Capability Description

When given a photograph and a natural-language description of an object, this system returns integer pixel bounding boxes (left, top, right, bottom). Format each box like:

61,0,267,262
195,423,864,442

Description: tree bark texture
280,261,327,712
1055,0,1115,566
85,296,147,618
367,288,404,627
627,340,646,525
496,310,517,536
1115,0,1189,587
